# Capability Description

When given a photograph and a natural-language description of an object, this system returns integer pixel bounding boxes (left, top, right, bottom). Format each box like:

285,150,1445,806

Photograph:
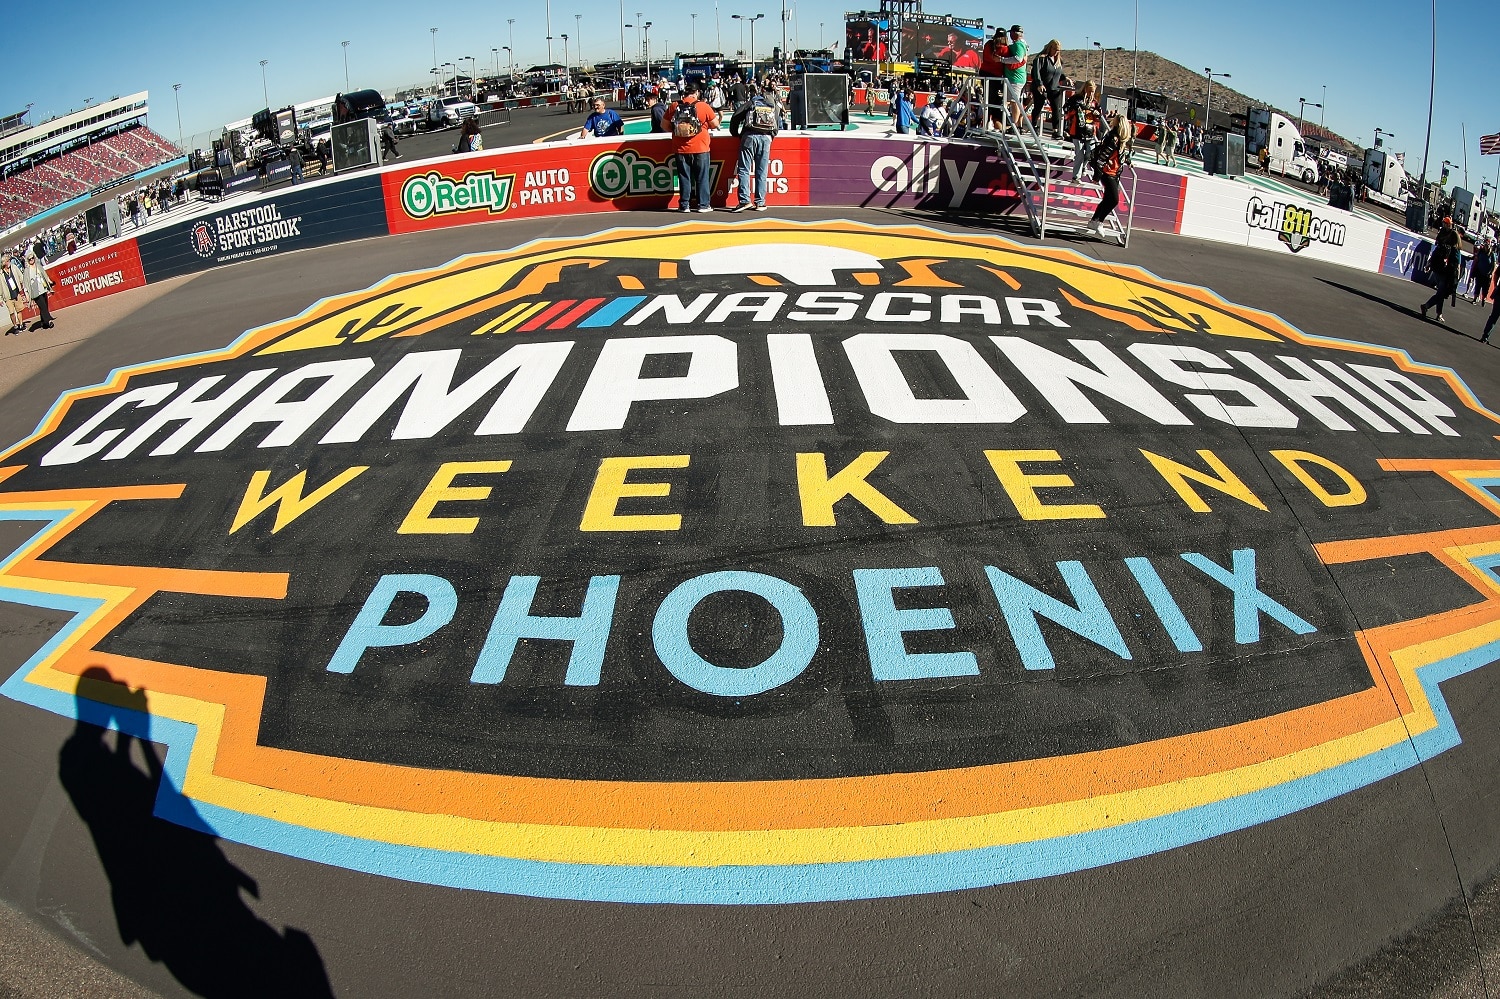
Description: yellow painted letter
796,451,917,527
1141,449,1267,513
984,449,1105,520
1269,450,1367,507
581,455,690,531
398,460,513,534
231,466,368,535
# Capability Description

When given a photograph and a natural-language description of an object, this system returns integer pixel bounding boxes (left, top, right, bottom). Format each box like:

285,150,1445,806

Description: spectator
1029,40,1065,138
580,97,625,138
891,87,915,134
1155,119,1178,166
668,82,720,213
730,83,780,212
917,98,946,137
1000,25,1028,128
287,146,305,185
979,27,1008,128
1421,217,1461,324
23,244,54,331
456,118,483,154
646,93,670,133
2,250,25,334
1085,111,1132,243
380,123,401,161
1465,238,1493,303
1064,81,1101,182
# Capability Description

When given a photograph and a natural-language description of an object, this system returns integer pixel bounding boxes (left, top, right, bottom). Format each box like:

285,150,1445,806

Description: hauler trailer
1246,107,1319,182
1363,146,1410,211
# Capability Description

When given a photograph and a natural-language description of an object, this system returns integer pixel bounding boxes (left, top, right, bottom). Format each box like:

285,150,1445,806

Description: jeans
676,151,712,210
735,133,772,207
1091,172,1121,223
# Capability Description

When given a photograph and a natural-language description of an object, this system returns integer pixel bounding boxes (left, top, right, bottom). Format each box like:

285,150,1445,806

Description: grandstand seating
0,126,182,230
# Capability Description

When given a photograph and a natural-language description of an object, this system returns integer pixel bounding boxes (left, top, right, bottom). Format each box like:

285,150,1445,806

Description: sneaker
697,206,714,213
1435,314,1446,324
1085,221,1101,238
753,204,767,211
731,203,752,212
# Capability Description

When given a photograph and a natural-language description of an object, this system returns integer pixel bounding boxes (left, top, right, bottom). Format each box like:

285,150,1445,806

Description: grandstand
0,93,184,231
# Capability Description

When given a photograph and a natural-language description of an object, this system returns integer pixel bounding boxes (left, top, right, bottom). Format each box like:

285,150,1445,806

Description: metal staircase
970,78,1137,245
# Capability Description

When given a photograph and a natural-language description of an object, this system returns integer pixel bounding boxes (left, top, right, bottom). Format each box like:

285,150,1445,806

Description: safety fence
46,130,1450,313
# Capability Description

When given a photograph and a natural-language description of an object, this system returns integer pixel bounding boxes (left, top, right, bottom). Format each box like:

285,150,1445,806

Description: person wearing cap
979,27,1009,128
1421,216,1461,324
1000,25,1028,128
669,82,721,213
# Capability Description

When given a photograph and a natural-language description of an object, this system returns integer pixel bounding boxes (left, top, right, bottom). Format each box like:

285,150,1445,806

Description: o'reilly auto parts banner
50,239,147,309
381,136,810,234
137,174,390,281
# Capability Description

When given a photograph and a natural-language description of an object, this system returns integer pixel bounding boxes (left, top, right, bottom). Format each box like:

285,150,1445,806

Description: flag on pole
1482,132,1500,155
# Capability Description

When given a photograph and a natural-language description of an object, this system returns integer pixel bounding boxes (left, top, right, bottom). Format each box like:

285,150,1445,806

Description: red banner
49,239,147,310
381,135,810,234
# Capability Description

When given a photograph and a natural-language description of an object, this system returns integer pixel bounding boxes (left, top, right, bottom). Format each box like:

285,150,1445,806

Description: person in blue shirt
579,97,625,138
891,87,915,134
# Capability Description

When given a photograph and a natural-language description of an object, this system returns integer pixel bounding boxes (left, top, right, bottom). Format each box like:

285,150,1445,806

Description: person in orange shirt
669,81,722,212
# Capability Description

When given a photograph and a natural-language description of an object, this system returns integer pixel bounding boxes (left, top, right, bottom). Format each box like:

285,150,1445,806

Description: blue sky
6,0,1498,195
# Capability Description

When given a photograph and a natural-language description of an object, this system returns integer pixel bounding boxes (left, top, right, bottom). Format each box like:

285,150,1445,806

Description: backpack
671,100,703,139
746,97,778,133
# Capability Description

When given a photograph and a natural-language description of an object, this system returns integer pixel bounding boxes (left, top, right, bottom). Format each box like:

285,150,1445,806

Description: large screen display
900,16,984,69
844,16,890,62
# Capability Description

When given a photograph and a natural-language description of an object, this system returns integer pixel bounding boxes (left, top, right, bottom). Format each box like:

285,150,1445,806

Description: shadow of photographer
59,665,335,998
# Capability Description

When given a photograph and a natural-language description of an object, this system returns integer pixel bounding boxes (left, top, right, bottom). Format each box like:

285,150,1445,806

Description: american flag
1482,132,1500,156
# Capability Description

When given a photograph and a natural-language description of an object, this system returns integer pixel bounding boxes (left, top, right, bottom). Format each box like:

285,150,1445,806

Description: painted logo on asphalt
4,221,1500,905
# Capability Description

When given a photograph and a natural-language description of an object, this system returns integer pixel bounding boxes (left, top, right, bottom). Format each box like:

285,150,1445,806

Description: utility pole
341,41,350,91
172,83,183,150
259,59,269,108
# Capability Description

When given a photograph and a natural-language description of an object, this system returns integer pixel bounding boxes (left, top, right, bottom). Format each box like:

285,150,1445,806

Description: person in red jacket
979,27,1008,127
669,82,721,212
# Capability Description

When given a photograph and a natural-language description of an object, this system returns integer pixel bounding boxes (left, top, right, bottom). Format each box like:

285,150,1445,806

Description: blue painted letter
326,573,458,674
854,566,979,681
653,571,819,696
1181,548,1316,643
472,575,621,685
985,561,1131,670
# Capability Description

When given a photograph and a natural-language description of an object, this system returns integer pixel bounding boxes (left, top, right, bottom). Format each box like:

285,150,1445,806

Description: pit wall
49,131,1444,312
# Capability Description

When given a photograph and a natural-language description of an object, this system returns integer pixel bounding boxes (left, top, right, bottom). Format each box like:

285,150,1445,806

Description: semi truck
1363,146,1411,210
1246,107,1320,183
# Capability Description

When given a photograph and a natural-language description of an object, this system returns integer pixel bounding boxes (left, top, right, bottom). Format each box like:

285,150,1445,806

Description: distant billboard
844,15,890,62
900,14,984,69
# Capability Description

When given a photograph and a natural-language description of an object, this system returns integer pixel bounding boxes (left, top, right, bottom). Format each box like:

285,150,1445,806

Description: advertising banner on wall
1178,176,1387,270
381,136,810,234
137,175,390,282
49,239,147,310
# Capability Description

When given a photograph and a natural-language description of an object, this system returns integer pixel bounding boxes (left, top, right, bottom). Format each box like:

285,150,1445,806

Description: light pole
259,59,269,108
780,0,787,74
562,34,570,74
507,19,515,72
1416,0,1436,223
546,0,555,68
1094,43,1123,94
1203,68,1230,131
503,47,513,77
492,47,499,79
576,14,583,67
636,12,643,62
1373,127,1394,148
1320,84,1326,128
819,21,824,48
341,40,350,91
430,27,438,79
734,13,764,76
172,83,183,150
1131,0,1138,91
715,0,721,54
618,0,627,77
692,12,697,50
444,62,456,96
1297,98,1322,136
467,56,478,94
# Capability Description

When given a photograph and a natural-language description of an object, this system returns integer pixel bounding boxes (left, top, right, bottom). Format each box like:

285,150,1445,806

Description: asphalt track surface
4,207,1500,998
